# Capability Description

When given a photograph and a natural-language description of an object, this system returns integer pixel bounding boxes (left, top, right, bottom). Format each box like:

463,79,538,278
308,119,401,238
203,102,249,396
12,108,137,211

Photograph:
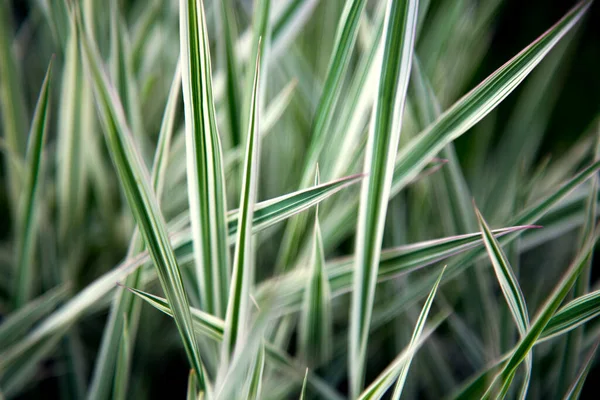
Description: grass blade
222,43,263,363
187,370,199,400
298,168,332,365
349,0,418,396
390,267,446,400
13,60,53,308
180,0,231,317
244,341,266,400
299,368,309,400
111,316,131,400
87,61,182,400
78,14,206,390
482,228,600,398
475,206,531,398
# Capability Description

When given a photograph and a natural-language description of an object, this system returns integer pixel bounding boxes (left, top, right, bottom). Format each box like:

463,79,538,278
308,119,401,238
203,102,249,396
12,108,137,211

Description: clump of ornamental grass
0,0,599,399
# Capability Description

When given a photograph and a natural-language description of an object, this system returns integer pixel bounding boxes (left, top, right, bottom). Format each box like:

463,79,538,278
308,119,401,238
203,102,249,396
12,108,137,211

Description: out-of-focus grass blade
475,206,531,398
187,369,199,400
481,228,600,398
242,0,270,139
391,267,445,400
56,17,87,245
274,0,369,272
222,45,262,363
350,0,418,396
298,168,332,365
13,60,53,308
180,0,231,317
0,285,68,349
299,368,308,400
0,2,28,212
78,14,206,390
112,316,131,400
128,287,344,400
358,315,444,400
244,342,266,400
87,61,182,400
219,0,242,146
562,339,600,400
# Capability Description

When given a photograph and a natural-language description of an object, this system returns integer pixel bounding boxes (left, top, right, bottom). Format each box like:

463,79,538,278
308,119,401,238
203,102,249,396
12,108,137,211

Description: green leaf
180,0,231,317
390,267,446,400
482,228,600,398
243,341,266,400
298,172,332,365
475,206,531,398
350,0,418,396
13,59,53,308
222,44,263,363
187,369,199,400
299,368,309,400
219,0,243,147
78,13,206,390
87,61,182,400
275,0,369,273
111,316,131,400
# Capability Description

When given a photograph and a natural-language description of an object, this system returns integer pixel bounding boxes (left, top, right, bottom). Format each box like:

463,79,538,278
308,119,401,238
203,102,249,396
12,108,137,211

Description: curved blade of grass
319,1,592,253
111,316,131,400
0,2,28,212
562,338,600,400
391,267,446,400
13,60,53,308
222,44,262,363
350,0,418,396
358,315,444,400
78,15,206,390
481,227,600,399
298,170,332,365
219,0,243,147
274,0,369,272
87,61,182,400
475,206,531,398
180,0,231,317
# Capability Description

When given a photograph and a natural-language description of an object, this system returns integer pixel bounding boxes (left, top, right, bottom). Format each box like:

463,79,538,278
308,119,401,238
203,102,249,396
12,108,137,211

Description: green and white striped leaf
475,206,531,398
390,267,446,400
350,0,418,396
298,168,332,365
180,0,231,317
78,15,206,390
481,228,599,398
13,60,53,308
87,61,182,400
111,316,131,400
222,44,263,363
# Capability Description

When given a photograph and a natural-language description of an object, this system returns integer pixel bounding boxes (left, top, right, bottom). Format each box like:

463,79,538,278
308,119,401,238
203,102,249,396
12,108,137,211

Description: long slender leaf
13,60,53,308
562,339,600,400
180,0,231,317
222,44,263,363
350,0,418,396
78,13,206,390
111,316,131,400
